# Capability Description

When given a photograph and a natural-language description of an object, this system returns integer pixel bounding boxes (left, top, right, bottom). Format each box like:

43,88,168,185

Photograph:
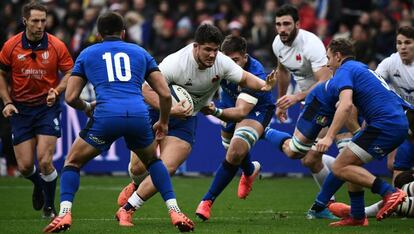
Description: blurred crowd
1,0,413,70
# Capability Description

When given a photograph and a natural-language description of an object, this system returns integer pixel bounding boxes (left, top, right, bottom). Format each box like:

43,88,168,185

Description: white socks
166,199,181,213
322,154,335,170
59,201,72,217
365,201,382,217
41,169,58,182
312,163,335,201
127,192,145,209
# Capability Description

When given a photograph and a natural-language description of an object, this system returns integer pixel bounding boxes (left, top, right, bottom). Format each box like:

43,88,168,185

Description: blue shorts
394,139,414,171
9,103,61,145
349,124,407,162
80,116,154,152
149,109,197,146
296,98,332,140
221,105,275,134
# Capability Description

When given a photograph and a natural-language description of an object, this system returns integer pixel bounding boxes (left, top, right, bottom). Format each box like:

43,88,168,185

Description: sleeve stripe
71,72,87,80
339,86,353,92
145,67,160,80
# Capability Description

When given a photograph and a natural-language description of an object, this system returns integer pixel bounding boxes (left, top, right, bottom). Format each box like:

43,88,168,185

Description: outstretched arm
315,89,353,153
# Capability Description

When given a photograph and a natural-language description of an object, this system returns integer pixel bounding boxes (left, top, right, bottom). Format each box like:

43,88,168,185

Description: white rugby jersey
272,29,328,92
376,52,414,105
159,43,243,115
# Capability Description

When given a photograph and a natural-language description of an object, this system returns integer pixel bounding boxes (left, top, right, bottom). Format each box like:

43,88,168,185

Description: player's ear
22,18,27,26
120,30,126,40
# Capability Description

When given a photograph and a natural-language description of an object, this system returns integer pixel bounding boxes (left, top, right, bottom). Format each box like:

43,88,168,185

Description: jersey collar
243,55,251,70
22,31,48,50
341,57,354,65
103,36,122,41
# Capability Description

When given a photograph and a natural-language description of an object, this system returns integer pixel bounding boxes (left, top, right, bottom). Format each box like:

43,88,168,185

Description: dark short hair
275,4,299,22
97,11,125,37
394,170,414,189
397,26,414,40
22,2,47,19
221,35,247,54
194,23,223,45
328,38,355,58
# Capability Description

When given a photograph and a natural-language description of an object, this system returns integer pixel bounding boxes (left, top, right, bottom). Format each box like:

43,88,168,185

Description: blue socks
60,166,80,202
349,191,365,219
315,172,345,207
264,127,291,151
148,159,175,201
202,160,239,201
371,177,396,197
240,153,254,176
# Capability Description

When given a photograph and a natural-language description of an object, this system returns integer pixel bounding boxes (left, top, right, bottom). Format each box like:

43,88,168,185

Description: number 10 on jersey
102,52,132,82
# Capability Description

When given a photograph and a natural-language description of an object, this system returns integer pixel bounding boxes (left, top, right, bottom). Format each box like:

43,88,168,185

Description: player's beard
282,26,298,45
195,52,214,69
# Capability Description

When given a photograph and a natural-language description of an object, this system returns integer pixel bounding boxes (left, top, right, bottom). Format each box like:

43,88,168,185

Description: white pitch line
0,216,280,222
0,185,123,190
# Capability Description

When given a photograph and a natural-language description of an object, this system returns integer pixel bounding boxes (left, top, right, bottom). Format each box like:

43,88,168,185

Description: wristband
4,102,13,107
212,107,223,117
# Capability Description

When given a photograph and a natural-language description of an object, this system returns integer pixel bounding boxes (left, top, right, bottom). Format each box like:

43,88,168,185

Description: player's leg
329,183,368,227
34,103,62,217
124,138,193,231
13,138,44,211
117,152,148,207
9,105,45,212
43,136,101,233
36,135,58,218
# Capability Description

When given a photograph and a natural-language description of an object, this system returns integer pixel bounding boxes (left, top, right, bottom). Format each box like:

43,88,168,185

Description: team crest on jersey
393,70,401,78
41,51,50,64
316,115,328,126
184,78,192,86
296,54,302,62
17,54,26,61
212,75,220,83
373,146,384,156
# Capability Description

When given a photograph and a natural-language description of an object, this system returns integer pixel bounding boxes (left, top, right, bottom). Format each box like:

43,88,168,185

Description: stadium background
2,0,413,176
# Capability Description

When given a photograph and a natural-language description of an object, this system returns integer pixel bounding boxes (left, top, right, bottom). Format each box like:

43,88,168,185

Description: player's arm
277,65,331,110
0,69,18,117
238,71,268,91
143,83,191,118
47,69,72,106
275,62,290,101
0,69,12,105
203,94,255,122
65,75,94,117
298,66,331,101
145,71,171,124
315,89,353,153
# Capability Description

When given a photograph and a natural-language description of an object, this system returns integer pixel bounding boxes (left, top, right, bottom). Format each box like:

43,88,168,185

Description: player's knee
331,162,344,178
226,148,246,165
129,162,146,177
17,163,34,176
300,155,320,169
38,159,54,173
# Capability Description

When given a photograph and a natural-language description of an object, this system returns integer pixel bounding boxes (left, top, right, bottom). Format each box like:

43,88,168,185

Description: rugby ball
170,84,194,114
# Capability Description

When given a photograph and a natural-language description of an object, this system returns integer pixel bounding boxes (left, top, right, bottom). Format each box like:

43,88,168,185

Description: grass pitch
0,176,412,233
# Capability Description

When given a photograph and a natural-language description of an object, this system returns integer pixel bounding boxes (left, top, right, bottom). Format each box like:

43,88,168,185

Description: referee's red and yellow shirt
0,32,73,105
